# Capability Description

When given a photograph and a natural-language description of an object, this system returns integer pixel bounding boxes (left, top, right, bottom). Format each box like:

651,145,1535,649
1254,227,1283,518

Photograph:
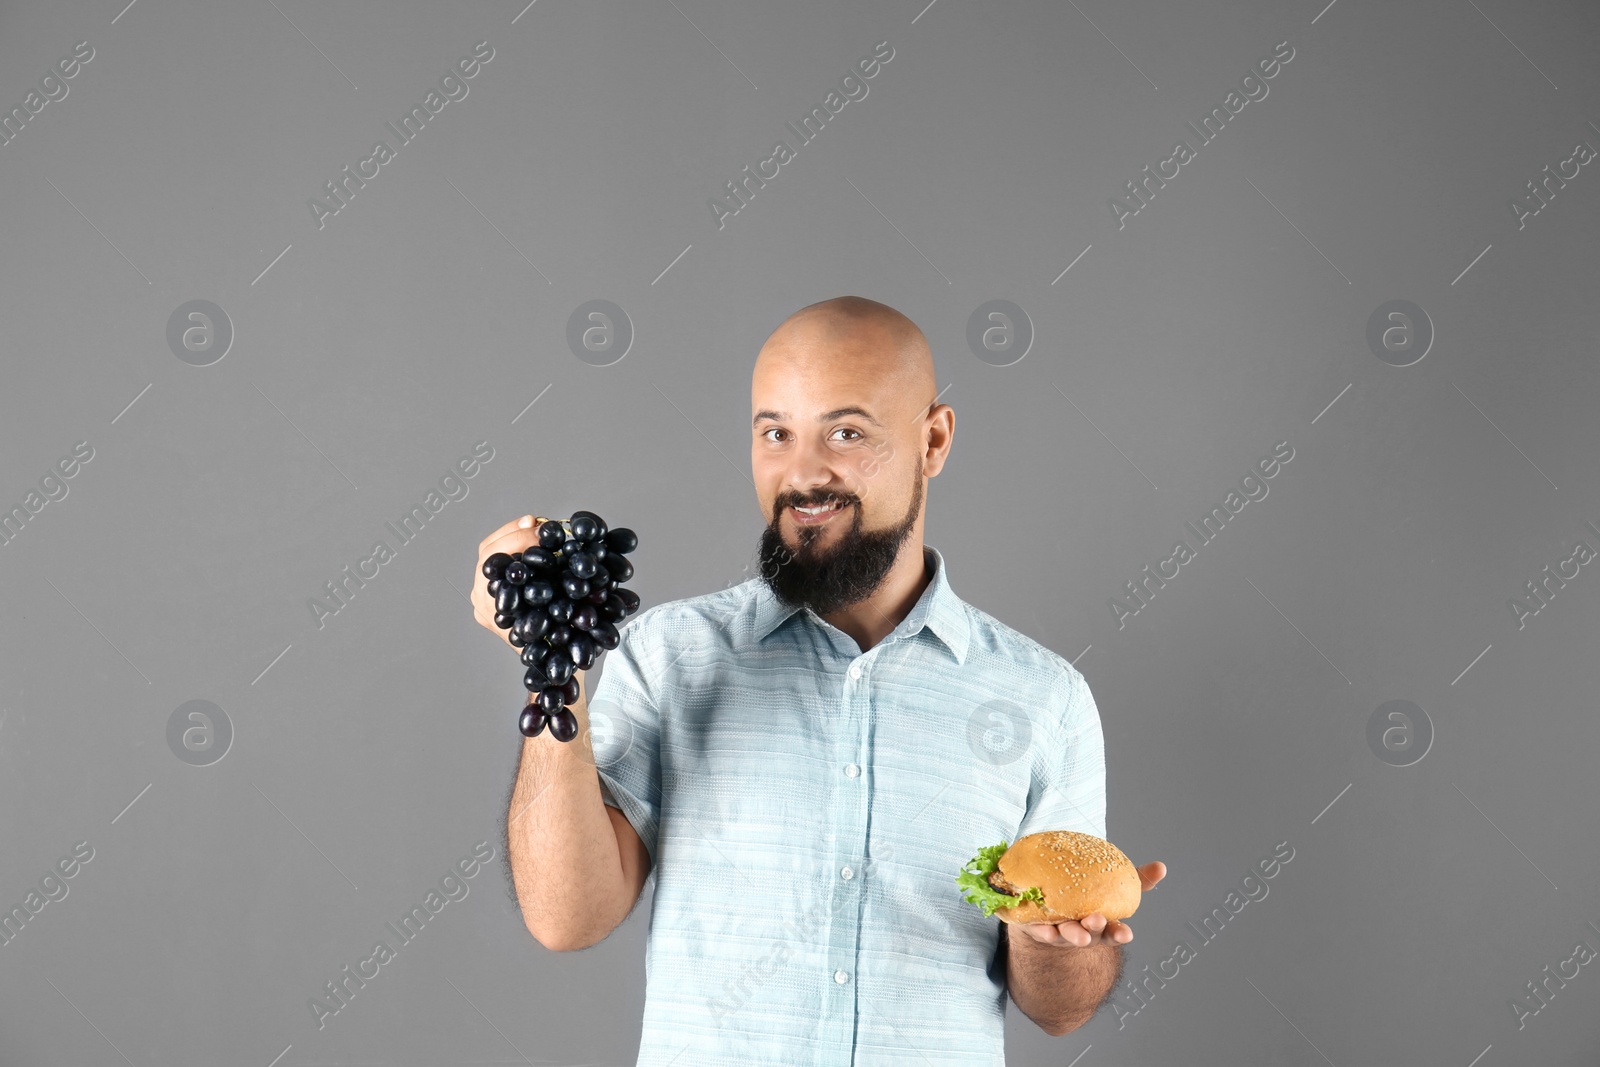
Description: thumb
1139,862,1167,891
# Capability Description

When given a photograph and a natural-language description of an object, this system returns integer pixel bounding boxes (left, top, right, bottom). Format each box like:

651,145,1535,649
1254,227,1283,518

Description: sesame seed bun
991,830,1141,923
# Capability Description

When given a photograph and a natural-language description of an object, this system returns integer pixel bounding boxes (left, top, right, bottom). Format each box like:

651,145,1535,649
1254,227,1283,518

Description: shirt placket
823,646,872,1064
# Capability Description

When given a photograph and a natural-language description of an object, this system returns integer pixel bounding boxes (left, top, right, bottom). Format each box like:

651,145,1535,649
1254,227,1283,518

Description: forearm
1004,924,1124,1036
505,682,623,950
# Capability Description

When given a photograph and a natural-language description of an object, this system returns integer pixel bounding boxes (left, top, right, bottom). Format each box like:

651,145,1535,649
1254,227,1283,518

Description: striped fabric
586,544,1107,1065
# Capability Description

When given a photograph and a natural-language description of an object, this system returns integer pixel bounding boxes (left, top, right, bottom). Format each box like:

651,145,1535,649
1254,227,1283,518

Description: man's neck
820,542,932,653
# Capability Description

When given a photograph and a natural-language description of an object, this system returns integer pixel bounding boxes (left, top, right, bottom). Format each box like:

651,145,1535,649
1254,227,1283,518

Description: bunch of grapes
481,511,641,742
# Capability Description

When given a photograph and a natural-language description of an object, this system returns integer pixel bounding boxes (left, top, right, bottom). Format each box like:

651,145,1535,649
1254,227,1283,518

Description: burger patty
988,870,1019,895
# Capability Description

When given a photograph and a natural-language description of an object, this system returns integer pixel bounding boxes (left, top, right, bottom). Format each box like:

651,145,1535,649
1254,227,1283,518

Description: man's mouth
789,499,850,526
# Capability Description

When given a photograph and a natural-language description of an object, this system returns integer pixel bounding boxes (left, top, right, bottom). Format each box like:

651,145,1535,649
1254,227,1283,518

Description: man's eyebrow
753,406,883,428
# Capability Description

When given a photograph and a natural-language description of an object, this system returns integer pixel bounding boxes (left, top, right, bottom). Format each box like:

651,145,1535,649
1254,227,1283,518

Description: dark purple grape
546,624,573,647
519,706,547,737
546,596,574,622
571,604,599,632
562,574,591,600
585,539,608,562
508,629,528,648
603,555,633,583
568,552,599,580
521,641,549,667
559,676,581,704
523,666,544,692
585,587,609,605
493,611,515,629
570,513,600,541
538,521,566,551
600,594,627,622
487,577,505,597
603,527,638,554
496,585,521,615
562,538,583,557
537,686,565,713
504,560,529,585
545,655,575,685
590,621,620,650
520,547,557,572
614,587,641,614
483,552,513,580
571,639,598,670
523,612,551,641
549,709,579,742
522,579,555,605
587,568,611,590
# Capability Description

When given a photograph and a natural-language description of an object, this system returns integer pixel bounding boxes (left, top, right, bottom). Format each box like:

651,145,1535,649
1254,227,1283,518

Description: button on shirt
586,545,1107,1066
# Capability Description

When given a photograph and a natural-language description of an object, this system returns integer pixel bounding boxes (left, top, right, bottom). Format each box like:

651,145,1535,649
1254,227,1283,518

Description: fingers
1020,921,1087,947
476,519,547,581
478,514,541,552
478,514,551,570
1049,922,1092,947
1079,913,1133,944
478,518,524,551
1021,915,1132,948
482,528,541,564
1018,922,1065,945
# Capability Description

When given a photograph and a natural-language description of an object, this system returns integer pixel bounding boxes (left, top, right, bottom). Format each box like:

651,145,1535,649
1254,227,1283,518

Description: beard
756,467,924,617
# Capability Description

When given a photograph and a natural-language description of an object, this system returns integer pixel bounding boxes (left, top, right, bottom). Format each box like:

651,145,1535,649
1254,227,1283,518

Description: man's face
750,328,925,616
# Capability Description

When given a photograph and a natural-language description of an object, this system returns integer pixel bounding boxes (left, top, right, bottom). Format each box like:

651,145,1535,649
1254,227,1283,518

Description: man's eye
762,428,785,442
834,428,861,441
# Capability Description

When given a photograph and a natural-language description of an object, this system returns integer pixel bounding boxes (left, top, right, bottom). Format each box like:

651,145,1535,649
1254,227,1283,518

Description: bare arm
476,514,652,952
1004,923,1124,1036
505,687,653,952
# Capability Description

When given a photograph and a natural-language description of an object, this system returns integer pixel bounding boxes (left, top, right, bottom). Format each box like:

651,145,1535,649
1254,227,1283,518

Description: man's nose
781,440,844,500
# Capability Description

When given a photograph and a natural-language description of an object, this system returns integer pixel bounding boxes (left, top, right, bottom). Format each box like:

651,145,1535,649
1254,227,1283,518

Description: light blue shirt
587,544,1107,1065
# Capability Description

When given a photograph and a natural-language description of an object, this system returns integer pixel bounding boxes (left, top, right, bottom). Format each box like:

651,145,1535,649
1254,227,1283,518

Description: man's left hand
1015,861,1167,947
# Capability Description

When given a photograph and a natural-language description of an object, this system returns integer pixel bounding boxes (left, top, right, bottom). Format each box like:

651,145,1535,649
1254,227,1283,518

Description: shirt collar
748,544,970,665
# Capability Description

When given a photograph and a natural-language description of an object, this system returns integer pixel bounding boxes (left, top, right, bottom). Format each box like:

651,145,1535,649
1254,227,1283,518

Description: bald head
755,296,935,422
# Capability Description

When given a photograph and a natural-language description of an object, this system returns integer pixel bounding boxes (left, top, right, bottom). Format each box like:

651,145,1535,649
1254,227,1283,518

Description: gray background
2,0,1597,1064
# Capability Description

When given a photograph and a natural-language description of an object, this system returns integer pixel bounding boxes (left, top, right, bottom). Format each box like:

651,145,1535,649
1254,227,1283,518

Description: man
481,295,1165,1065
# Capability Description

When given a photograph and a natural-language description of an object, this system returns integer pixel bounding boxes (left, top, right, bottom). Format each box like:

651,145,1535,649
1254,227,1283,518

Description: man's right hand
474,514,544,649
474,514,589,716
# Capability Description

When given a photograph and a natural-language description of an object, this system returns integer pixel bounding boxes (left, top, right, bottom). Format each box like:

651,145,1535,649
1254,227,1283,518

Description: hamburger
956,830,1141,924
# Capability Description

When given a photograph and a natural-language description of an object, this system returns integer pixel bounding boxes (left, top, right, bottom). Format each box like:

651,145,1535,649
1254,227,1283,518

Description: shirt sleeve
1013,666,1107,841
585,614,664,867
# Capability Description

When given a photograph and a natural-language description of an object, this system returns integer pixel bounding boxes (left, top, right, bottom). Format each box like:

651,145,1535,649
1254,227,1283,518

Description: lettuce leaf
956,840,1046,918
